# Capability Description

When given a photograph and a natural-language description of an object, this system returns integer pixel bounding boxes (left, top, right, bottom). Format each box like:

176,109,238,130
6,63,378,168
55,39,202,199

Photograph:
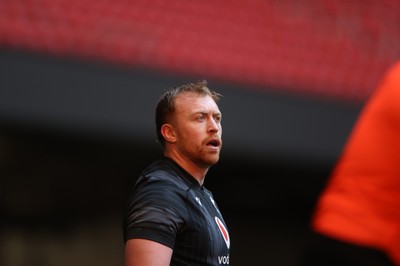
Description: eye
196,115,205,122
214,115,222,123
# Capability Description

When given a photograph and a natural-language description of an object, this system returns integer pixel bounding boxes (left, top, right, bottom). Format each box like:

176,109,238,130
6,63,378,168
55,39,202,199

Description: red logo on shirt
215,217,230,249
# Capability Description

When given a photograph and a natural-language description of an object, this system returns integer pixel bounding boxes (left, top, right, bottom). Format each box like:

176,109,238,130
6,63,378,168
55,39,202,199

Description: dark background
1,1,399,265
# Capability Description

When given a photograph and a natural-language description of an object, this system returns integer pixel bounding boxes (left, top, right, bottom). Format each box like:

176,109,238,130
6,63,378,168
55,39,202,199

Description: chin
197,152,220,167
206,156,220,166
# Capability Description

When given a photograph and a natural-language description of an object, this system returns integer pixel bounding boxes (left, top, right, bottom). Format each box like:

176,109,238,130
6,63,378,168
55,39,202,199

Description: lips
206,138,221,148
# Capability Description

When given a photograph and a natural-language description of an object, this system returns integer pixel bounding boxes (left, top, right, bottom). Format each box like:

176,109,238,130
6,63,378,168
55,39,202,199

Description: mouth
206,138,221,149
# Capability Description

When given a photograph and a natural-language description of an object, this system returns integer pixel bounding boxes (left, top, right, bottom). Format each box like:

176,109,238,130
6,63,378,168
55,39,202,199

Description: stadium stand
0,0,399,101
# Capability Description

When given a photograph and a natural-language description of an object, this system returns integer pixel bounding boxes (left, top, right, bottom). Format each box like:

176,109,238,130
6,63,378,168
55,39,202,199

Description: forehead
174,92,220,112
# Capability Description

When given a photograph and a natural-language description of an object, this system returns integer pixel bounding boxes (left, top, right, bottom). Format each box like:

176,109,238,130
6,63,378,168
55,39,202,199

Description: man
123,80,230,266
299,61,400,265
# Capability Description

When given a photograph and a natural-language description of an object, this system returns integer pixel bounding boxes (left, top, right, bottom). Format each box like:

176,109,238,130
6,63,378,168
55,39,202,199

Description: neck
164,150,208,186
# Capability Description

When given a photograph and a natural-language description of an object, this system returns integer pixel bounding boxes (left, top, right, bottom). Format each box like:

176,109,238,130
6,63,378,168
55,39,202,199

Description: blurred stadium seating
1,0,399,101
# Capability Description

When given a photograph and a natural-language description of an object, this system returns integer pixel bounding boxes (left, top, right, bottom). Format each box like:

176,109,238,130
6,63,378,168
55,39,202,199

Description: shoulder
124,161,190,233
139,159,192,191
127,159,191,205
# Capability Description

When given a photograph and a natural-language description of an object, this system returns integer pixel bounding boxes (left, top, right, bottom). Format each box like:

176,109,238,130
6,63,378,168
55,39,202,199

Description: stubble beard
179,139,222,170
197,149,220,168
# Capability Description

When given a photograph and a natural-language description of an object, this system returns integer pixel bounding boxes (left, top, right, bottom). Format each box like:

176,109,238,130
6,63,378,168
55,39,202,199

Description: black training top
124,157,230,266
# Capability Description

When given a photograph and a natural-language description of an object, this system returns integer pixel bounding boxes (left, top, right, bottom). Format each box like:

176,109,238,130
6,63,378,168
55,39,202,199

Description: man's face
171,92,222,168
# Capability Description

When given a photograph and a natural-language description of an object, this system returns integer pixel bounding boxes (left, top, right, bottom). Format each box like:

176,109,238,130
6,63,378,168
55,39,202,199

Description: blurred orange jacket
313,60,400,265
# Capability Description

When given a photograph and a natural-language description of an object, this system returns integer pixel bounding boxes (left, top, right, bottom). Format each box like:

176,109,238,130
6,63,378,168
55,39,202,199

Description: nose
208,117,220,133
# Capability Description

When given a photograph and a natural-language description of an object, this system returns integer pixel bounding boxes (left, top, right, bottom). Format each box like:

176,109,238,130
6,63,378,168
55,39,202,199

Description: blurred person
123,80,230,265
299,60,400,266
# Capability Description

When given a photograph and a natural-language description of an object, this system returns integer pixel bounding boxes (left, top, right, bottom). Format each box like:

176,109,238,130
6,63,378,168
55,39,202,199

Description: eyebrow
192,111,221,116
